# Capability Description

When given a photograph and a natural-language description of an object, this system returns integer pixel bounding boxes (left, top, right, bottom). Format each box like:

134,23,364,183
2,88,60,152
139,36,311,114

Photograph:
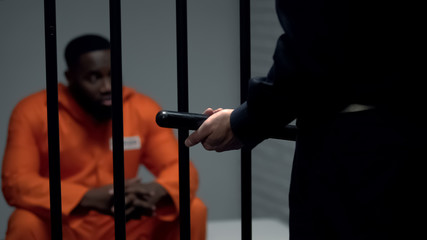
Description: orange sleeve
1,97,89,218
137,97,199,221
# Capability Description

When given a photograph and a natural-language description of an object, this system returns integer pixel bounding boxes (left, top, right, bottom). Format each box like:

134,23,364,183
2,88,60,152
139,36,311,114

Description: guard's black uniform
231,0,425,239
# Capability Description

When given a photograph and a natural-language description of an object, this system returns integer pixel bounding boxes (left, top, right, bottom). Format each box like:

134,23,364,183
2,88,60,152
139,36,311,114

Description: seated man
2,34,207,240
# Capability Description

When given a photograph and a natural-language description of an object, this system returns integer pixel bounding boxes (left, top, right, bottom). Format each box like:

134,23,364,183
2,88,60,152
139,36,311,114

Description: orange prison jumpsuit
2,84,207,240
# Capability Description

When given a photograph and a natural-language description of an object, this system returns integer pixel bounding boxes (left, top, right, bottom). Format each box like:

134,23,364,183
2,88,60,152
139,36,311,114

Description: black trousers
290,109,425,240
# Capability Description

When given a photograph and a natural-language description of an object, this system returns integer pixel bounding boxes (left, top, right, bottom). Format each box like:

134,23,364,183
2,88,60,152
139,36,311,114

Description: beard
69,85,112,122
89,104,112,122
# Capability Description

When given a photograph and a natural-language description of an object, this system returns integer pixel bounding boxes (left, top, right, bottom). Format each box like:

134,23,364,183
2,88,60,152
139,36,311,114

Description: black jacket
230,0,424,146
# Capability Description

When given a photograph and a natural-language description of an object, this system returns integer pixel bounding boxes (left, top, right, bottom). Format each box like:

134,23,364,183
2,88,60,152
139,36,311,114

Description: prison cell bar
44,0,63,239
109,0,127,239
240,0,252,239
43,1,294,239
176,0,192,239
157,1,298,239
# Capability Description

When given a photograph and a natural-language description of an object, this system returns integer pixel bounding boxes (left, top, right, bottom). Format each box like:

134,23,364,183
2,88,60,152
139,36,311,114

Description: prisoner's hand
76,184,114,215
76,178,141,216
123,182,170,221
185,108,243,152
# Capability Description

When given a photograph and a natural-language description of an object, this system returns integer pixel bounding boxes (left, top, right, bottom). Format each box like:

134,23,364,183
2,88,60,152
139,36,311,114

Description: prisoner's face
66,49,112,121
68,49,112,108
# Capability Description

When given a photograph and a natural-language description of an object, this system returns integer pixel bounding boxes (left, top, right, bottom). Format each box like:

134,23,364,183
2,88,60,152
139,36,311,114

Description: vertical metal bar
176,0,191,239
43,1,63,239
109,0,126,239
240,0,252,239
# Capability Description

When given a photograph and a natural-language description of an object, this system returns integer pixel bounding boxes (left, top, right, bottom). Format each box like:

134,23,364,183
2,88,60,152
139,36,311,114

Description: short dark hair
64,34,110,68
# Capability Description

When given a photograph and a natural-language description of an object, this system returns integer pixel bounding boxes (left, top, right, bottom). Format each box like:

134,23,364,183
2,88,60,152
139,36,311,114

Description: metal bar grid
42,1,278,240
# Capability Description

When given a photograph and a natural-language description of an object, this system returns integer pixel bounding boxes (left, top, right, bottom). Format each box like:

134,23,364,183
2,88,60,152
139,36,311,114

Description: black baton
156,110,297,141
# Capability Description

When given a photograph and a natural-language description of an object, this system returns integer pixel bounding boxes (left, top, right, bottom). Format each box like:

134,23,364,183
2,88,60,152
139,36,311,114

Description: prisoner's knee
190,198,207,240
6,209,50,240
191,198,207,224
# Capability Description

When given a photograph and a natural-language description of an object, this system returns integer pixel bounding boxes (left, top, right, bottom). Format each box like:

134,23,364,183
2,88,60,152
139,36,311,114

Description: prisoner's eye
86,72,103,83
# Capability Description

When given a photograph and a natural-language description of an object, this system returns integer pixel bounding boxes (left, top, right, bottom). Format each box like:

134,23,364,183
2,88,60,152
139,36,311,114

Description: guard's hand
185,108,243,152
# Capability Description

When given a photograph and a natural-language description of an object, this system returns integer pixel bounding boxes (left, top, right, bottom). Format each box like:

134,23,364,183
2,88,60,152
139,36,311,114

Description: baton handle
156,110,297,141
156,110,208,130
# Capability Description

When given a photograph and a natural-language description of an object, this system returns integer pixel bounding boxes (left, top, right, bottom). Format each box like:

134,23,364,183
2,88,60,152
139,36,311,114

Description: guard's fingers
185,130,201,147
185,125,211,147
185,115,216,147
202,108,214,116
201,135,226,151
212,108,223,114
201,142,215,151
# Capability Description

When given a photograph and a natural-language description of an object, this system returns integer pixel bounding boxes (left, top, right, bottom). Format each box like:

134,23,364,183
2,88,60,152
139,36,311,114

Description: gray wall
251,0,295,224
0,0,293,238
